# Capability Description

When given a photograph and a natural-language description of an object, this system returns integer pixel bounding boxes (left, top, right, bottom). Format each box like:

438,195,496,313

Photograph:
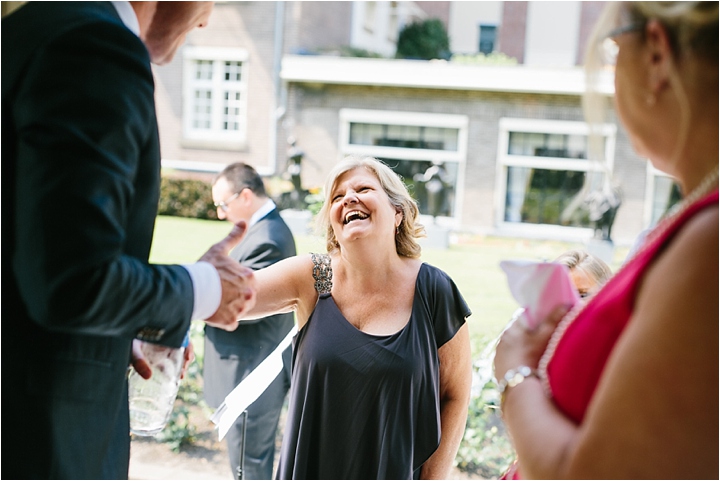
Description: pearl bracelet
497,365,539,407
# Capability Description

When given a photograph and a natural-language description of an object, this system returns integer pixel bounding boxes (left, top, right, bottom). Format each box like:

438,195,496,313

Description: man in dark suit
205,163,297,479
2,3,256,479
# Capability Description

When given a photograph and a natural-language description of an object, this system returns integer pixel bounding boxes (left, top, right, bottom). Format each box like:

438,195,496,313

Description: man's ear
644,19,673,94
240,187,253,204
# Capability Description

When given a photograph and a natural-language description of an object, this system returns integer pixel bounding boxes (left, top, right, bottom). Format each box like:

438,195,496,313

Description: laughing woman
239,155,472,480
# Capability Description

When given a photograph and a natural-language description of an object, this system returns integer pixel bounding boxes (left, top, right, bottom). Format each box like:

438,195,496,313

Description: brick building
152,1,678,246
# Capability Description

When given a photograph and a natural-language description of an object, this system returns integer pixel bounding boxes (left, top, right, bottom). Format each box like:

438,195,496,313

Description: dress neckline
322,262,428,339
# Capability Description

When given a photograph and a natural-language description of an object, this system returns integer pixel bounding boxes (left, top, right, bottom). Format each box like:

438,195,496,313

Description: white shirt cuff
182,262,221,320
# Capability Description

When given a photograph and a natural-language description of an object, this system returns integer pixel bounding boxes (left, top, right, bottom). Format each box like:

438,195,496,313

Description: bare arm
421,323,472,479
240,253,319,329
497,207,719,479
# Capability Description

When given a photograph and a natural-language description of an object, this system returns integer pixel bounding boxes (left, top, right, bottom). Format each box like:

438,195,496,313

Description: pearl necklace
537,164,720,395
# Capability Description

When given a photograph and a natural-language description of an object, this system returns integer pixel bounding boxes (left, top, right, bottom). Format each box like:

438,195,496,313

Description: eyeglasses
600,23,645,66
214,191,241,212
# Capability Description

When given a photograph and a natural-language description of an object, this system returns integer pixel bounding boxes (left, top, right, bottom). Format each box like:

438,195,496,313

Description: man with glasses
206,163,297,479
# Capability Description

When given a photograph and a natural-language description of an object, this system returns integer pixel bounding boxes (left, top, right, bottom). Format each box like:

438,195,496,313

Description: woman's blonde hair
316,155,426,258
554,249,613,287
583,1,718,164
566,1,718,219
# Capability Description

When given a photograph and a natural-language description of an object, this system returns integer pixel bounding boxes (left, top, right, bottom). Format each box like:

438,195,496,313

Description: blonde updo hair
316,155,426,258
583,2,718,162
626,2,718,61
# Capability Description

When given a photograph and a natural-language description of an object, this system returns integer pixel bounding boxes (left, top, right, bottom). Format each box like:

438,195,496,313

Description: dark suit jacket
2,3,193,479
204,208,296,407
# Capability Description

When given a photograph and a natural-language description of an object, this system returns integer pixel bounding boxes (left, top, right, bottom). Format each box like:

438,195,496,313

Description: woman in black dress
243,155,472,479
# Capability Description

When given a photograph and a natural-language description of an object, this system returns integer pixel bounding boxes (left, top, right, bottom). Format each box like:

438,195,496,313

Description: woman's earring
396,224,400,235
646,91,657,106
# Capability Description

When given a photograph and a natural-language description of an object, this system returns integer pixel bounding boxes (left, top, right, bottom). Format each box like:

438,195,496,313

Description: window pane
504,167,591,227
224,61,242,82
348,123,459,151
508,132,589,159
650,175,681,226
221,89,242,131
479,25,497,55
378,158,458,217
192,89,212,129
194,60,213,80
349,123,382,146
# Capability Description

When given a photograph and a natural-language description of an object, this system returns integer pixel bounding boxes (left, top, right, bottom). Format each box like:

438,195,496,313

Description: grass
149,215,629,355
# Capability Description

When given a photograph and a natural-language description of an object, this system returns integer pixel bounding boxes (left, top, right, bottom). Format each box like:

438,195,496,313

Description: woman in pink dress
494,2,718,478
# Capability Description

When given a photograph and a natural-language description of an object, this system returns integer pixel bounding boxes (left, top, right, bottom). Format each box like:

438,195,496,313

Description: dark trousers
226,369,290,479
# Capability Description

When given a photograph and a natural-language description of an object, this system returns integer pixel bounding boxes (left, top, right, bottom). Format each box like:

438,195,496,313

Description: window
478,24,497,55
340,109,468,222
496,118,616,237
349,124,459,151
183,47,248,149
645,165,681,228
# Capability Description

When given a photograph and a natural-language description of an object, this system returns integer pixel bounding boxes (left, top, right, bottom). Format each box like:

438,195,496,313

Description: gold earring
646,92,657,106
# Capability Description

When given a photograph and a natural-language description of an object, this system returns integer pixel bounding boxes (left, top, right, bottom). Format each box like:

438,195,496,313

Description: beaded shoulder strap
311,253,333,294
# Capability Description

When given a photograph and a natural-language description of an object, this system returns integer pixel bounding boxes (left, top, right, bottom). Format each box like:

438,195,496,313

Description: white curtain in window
506,166,533,222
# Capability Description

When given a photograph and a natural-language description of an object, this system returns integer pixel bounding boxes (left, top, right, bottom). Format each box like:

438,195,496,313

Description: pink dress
503,189,718,479
544,189,718,422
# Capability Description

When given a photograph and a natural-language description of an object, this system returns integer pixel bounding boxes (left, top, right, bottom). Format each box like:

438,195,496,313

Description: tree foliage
396,18,450,60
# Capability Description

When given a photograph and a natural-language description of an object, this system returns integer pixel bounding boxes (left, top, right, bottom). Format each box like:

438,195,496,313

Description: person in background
553,249,612,299
205,163,296,479
494,2,718,478
235,155,472,479
2,3,256,479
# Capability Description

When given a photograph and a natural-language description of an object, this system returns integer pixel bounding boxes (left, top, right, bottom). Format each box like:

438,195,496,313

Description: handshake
198,220,257,331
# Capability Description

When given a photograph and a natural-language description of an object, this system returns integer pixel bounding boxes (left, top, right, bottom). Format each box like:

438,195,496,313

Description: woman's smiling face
329,167,400,248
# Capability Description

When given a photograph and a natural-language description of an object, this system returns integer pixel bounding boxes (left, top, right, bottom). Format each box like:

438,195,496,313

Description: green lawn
150,215,629,357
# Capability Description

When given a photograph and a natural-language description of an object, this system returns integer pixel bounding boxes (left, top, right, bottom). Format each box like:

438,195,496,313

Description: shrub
396,18,451,60
338,45,385,58
450,52,518,66
155,404,197,453
158,177,219,220
455,336,516,478
456,382,515,478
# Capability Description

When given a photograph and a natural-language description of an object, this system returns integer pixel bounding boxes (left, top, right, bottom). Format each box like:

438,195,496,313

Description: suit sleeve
232,221,296,270
11,21,192,344
238,239,289,270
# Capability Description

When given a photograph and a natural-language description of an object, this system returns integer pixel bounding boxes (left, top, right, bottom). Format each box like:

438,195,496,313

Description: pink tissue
499,260,580,330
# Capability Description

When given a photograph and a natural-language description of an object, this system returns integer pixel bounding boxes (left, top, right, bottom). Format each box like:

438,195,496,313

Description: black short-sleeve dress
276,258,470,480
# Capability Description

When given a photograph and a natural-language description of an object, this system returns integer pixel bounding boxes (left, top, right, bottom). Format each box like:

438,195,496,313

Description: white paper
499,260,579,330
211,325,298,441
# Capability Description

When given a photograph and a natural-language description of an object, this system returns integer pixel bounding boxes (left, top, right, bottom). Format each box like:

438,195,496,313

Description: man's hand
200,221,257,331
130,339,194,379
131,339,152,380
180,340,195,380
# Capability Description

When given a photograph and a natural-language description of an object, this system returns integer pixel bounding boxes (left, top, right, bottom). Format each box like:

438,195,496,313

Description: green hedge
158,177,219,220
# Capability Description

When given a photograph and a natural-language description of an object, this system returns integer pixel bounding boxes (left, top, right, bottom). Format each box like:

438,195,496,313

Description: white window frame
494,118,617,240
339,108,468,227
182,46,249,150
